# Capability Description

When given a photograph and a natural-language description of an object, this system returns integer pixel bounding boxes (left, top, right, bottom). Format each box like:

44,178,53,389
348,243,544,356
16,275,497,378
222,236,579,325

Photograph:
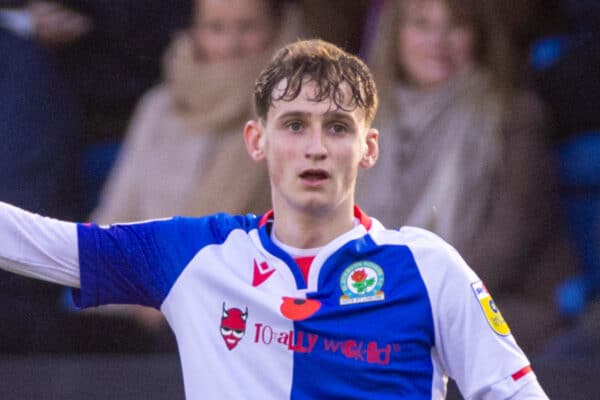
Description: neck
271,200,355,249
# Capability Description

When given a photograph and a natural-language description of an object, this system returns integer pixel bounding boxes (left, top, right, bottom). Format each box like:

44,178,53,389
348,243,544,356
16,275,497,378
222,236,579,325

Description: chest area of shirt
168,242,435,357
163,242,437,399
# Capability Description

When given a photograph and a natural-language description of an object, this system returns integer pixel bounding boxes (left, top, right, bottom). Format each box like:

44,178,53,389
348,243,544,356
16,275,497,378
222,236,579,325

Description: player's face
396,0,474,88
245,80,378,215
193,0,275,62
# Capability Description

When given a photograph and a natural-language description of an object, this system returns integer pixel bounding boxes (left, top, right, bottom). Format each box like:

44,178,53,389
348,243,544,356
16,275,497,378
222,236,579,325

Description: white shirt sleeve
0,201,80,287
400,226,548,399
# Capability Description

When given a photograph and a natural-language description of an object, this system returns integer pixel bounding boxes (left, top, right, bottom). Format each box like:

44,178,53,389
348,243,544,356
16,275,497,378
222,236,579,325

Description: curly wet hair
253,39,379,126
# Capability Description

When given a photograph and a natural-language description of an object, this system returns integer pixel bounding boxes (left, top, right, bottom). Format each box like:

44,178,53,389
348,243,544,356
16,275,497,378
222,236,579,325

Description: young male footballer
0,39,548,399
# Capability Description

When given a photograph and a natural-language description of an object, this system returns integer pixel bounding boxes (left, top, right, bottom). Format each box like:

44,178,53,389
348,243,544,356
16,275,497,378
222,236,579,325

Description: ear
244,119,266,161
359,128,379,169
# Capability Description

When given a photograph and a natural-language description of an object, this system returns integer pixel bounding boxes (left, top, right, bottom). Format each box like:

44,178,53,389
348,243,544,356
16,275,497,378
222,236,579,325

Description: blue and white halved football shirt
74,207,536,399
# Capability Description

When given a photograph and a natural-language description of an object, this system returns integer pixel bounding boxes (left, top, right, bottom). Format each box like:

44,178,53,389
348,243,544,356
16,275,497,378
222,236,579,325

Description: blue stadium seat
530,35,571,71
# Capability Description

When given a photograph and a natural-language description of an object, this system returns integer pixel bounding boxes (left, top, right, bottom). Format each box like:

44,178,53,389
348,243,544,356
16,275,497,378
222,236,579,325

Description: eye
286,121,304,133
407,15,430,31
238,19,260,34
204,20,225,34
221,327,232,335
329,123,349,135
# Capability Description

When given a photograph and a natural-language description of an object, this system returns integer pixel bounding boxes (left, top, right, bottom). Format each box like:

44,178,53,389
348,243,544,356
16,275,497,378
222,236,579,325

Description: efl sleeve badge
470,280,510,336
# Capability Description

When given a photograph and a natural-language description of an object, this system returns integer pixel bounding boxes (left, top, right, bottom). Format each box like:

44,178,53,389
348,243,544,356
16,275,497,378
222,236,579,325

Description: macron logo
252,260,275,287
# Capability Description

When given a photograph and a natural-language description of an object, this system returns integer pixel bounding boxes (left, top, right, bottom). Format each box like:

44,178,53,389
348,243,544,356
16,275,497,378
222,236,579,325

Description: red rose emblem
351,269,367,283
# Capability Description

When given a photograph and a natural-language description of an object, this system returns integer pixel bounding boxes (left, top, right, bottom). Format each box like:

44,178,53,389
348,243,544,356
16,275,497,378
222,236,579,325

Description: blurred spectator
531,0,600,318
356,0,575,352
0,27,81,218
22,0,193,214
0,23,80,353
26,0,193,143
0,1,192,354
0,24,81,352
88,0,303,339
91,0,303,224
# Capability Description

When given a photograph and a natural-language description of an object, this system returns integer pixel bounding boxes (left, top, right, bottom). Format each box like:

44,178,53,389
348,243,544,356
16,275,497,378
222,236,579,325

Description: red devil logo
220,302,248,350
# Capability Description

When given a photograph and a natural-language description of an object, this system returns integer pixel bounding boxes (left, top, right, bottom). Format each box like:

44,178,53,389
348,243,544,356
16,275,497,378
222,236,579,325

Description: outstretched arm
0,202,79,287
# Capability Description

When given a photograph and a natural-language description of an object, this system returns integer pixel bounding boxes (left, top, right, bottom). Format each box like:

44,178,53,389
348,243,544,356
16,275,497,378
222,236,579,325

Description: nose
217,32,242,61
430,23,452,48
304,130,328,161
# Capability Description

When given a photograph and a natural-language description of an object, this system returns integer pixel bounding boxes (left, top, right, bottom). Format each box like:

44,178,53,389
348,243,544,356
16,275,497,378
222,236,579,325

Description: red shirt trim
353,205,372,230
295,256,315,284
512,365,532,381
258,210,274,228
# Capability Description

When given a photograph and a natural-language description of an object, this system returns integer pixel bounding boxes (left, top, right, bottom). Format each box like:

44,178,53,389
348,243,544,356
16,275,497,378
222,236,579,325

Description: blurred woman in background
89,0,303,343
92,0,302,224
357,0,575,352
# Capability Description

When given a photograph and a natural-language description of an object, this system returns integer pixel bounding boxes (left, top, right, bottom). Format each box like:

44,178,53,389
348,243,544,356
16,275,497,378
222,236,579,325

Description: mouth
299,169,330,182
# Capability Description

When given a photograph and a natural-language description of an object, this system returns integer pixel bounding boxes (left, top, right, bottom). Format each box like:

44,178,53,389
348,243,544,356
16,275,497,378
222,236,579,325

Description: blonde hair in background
368,0,515,103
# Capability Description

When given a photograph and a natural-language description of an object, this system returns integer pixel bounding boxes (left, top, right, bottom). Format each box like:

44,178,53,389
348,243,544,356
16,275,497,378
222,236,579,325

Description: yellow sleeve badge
470,280,510,336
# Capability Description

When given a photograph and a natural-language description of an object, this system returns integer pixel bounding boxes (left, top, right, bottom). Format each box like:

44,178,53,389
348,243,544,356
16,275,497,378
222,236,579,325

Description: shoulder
496,90,552,162
506,89,546,118
370,224,478,285
82,212,262,251
170,212,261,239
502,89,548,133
101,212,261,241
135,84,172,111
371,225,461,261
